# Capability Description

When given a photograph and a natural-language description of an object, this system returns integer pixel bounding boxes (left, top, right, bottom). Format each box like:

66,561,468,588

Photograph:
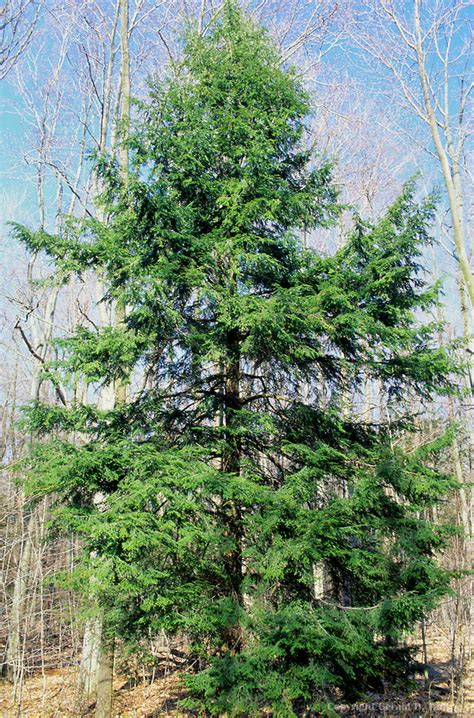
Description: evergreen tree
16,4,459,715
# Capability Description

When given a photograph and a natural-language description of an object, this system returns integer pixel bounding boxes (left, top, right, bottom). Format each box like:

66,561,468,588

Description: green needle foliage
17,3,460,715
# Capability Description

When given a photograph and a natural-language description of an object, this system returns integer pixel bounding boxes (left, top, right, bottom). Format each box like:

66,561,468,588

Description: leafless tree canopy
0,0,44,79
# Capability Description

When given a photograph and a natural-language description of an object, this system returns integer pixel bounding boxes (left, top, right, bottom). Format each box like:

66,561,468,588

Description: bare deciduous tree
0,0,44,79
345,0,473,683
347,0,473,313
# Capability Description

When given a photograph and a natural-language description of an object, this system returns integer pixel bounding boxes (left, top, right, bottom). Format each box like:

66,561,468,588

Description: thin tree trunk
119,0,130,182
5,276,60,690
414,0,474,310
5,511,35,688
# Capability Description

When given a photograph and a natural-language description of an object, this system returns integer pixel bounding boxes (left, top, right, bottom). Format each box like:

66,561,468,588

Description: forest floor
1,627,473,717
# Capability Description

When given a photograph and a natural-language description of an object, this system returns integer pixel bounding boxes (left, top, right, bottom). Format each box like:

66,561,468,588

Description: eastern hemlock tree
17,3,459,716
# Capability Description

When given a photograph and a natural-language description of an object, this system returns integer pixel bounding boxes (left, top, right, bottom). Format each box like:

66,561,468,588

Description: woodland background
0,0,472,716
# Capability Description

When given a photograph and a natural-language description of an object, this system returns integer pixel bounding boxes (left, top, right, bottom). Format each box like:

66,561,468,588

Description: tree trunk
78,3,130,710
4,510,35,688
414,0,474,311
5,279,60,690
119,0,130,182
95,633,115,718
77,616,102,709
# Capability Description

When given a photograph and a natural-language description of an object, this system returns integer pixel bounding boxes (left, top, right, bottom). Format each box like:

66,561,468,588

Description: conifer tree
16,3,459,715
